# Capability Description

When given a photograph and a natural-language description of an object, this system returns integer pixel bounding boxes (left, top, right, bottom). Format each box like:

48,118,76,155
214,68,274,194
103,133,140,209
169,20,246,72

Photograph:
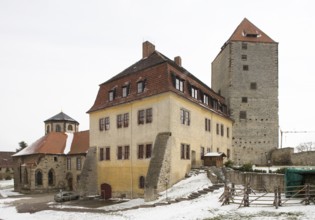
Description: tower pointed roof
44,112,79,124
226,18,276,43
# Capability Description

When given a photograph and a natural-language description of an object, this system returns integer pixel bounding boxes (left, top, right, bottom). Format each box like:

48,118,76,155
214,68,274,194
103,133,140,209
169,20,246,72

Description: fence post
244,184,250,207
305,184,310,205
231,183,235,197
273,186,279,209
278,186,282,207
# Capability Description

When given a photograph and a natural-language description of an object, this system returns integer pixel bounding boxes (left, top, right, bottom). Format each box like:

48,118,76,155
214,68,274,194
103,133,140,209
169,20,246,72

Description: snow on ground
1,173,315,220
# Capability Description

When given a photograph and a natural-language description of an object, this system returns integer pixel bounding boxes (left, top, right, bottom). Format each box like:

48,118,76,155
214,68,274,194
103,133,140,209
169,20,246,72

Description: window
67,157,71,170
205,118,211,132
124,146,130,160
243,65,249,71
23,168,28,184
217,148,220,152
180,108,190,126
180,143,190,160
227,127,230,138
250,82,257,90
117,146,129,160
35,170,43,186
203,94,209,105
105,117,110,130
145,144,152,158
139,176,145,189
122,85,129,97
46,125,50,134
221,124,224,136
117,114,123,128
138,110,145,124
138,108,152,125
99,118,105,131
105,147,110,160
77,175,80,183
240,111,247,119
68,124,73,131
137,81,145,93
241,54,247,60
242,42,247,50
48,169,54,186
109,90,115,101
227,149,231,159
54,156,58,162
138,144,144,159
99,148,104,161
123,113,129,127
76,157,81,170
117,146,123,160
216,123,219,135
175,77,184,92
207,148,211,153
242,97,248,103
191,87,198,99
56,124,61,132
200,147,205,159
146,108,152,123
212,99,218,110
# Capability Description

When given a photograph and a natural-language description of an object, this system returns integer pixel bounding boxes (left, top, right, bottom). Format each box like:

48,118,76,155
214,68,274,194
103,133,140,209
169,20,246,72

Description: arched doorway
66,172,73,191
100,183,112,200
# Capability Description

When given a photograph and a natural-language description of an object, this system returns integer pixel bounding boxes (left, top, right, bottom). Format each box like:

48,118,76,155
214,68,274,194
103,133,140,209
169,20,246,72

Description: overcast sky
1,0,315,151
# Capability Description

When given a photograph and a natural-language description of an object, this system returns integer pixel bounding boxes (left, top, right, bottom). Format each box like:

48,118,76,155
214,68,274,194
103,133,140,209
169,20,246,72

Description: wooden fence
220,183,315,209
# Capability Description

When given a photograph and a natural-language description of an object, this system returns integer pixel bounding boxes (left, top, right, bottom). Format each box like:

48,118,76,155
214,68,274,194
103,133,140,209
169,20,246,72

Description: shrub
224,160,234,168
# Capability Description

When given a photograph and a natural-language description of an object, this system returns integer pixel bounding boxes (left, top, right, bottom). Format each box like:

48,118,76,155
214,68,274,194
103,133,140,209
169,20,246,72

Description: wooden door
100,183,112,200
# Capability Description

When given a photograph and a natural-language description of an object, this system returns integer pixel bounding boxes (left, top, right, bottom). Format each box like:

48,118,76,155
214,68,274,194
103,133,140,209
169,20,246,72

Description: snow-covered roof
13,131,89,157
44,112,79,124
204,152,226,157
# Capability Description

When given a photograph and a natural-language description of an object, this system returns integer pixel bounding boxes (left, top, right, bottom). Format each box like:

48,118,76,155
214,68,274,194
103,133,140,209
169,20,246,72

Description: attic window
243,31,261,38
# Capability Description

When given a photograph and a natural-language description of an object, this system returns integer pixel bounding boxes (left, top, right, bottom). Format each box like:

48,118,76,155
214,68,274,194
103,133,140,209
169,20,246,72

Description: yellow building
88,41,233,201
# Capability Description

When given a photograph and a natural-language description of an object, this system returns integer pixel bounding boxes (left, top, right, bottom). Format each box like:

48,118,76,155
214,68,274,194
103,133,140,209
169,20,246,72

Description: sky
1,0,315,151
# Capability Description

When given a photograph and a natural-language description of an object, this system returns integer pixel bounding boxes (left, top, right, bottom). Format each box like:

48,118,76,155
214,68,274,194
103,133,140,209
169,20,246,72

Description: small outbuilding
203,152,226,167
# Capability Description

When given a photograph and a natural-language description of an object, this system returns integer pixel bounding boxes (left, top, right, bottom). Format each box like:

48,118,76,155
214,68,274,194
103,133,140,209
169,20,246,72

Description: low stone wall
226,170,284,192
271,148,315,166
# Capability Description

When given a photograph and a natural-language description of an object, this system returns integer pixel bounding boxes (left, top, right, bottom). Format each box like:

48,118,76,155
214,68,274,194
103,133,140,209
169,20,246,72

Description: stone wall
271,148,315,166
226,170,284,192
78,146,98,197
144,132,172,202
212,41,279,165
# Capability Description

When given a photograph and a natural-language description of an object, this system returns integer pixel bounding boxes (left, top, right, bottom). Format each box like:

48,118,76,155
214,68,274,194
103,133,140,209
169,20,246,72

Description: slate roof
0,151,15,168
44,112,79,124
226,18,276,44
13,130,89,157
89,48,229,116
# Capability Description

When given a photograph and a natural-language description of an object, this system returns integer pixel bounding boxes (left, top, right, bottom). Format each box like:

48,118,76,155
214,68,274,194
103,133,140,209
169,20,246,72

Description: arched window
139,176,145,189
46,125,50,134
23,168,28,184
56,124,61,132
48,169,55,186
35,170,43,186
68,124,73,131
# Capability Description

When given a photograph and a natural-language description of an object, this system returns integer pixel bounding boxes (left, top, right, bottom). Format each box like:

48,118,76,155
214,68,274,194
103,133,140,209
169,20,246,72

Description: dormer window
191,87,198,99
203,94,209,105
109,90,115,101
175,77,184,92
122,85,129,97
137,81,145,93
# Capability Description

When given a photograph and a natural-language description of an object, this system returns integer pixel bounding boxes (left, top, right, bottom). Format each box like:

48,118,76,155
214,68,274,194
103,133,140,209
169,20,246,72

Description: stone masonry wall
144,132,172,202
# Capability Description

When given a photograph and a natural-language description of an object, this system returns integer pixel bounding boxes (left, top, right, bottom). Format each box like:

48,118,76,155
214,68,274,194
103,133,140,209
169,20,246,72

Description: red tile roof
13,131,89,157
226,18,276,43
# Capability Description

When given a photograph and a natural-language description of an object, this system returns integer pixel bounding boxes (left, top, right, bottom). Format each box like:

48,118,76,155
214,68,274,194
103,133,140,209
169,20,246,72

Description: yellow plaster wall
89,92,233,198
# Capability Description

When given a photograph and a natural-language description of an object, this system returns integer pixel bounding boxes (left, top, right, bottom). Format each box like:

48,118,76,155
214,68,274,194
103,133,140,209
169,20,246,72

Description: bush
224,160,234,168
239,163,253,172
274,168,286,174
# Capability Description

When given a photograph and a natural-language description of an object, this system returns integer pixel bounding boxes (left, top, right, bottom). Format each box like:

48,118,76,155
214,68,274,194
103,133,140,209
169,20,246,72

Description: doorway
100,183,112,200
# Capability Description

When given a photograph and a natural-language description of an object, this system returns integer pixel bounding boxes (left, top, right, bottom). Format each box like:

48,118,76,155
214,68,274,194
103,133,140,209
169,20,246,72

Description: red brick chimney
174,56,182,66
143,41,155,58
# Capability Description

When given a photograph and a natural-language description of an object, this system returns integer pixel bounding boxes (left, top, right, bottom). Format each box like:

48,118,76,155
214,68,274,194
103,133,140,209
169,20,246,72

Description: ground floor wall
13,154,86,193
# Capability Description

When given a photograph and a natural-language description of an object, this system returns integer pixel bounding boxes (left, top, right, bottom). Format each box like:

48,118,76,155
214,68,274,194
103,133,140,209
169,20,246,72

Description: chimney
143,41,155,58
174,56,182,66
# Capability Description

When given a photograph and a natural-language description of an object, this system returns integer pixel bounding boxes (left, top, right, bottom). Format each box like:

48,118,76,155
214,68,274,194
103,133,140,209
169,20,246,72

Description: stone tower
44,111,79,134
211,18,278,165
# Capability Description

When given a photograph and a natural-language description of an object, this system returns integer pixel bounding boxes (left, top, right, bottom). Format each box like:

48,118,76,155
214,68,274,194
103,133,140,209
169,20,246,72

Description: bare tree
296,142,315,152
